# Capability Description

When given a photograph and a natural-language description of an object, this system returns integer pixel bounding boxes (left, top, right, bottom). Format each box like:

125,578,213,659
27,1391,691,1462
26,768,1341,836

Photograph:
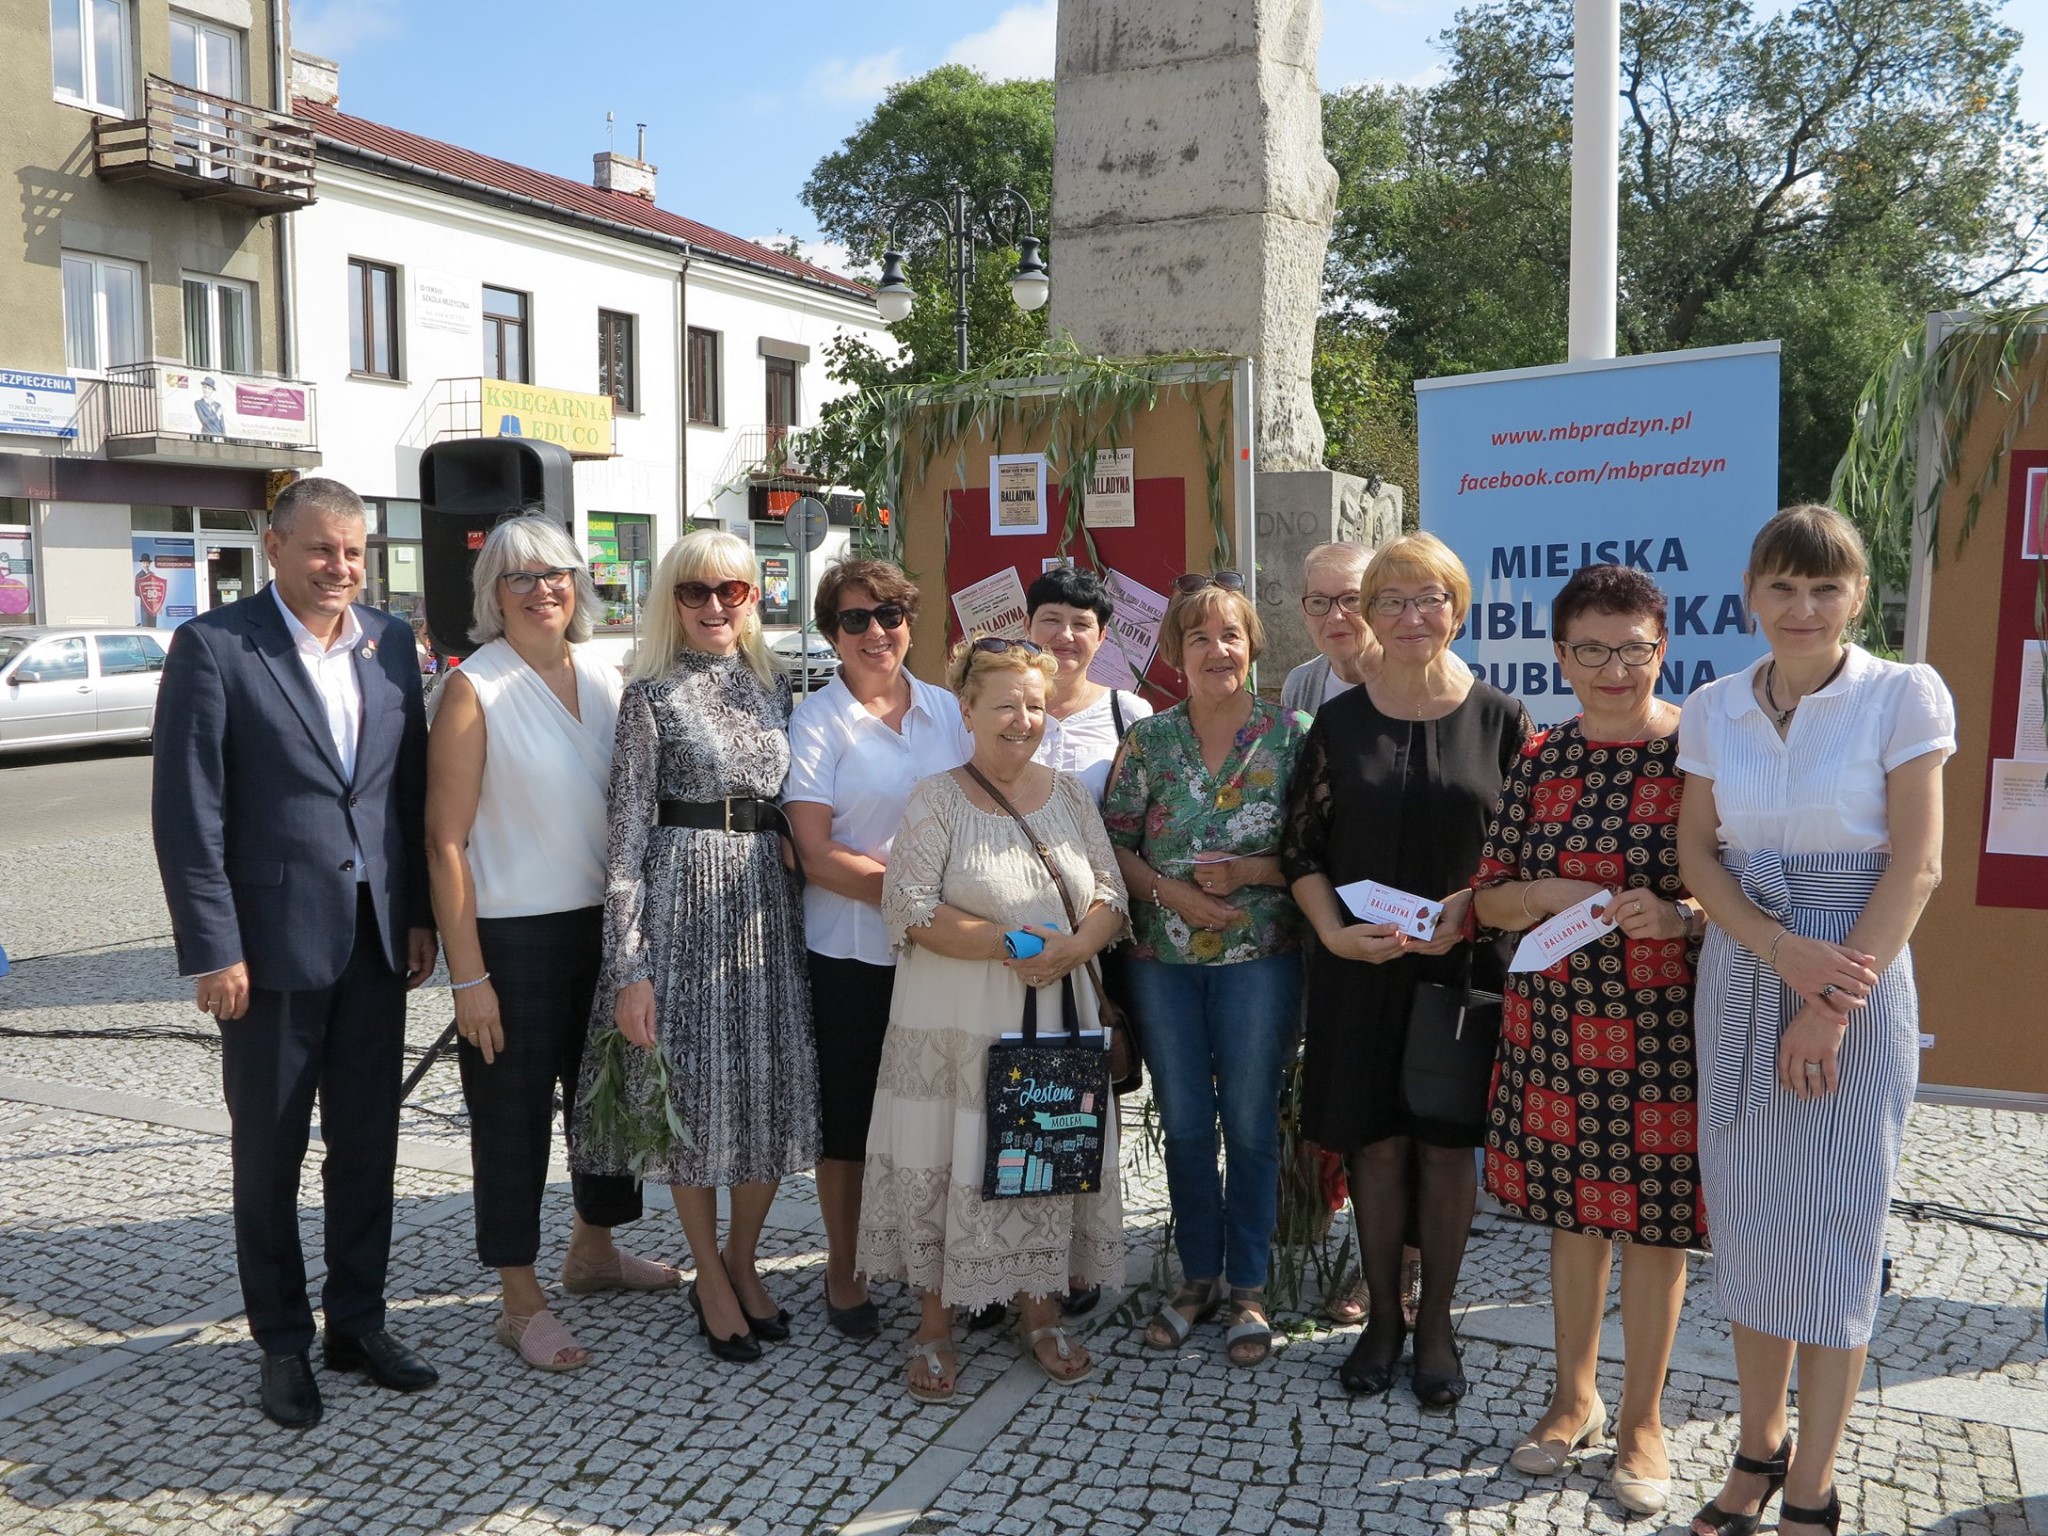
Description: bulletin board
1908,342,2048,1105
896,361,1254,700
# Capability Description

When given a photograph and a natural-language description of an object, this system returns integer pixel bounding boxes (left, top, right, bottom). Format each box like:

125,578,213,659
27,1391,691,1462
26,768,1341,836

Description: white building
287,53,885,643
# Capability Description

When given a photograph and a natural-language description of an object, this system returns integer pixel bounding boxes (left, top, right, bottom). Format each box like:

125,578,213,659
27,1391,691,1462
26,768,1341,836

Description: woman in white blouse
1027,565,1153,800
785,558,971,1339
1675,505,1954,1536
426,516,676,1374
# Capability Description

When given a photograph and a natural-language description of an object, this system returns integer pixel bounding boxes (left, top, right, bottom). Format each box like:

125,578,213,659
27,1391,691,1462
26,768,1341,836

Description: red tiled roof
298,99,872,301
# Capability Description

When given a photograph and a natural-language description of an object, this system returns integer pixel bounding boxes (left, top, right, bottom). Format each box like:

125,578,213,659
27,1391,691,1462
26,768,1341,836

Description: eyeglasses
1174,571,1247,595
1366,591,1453,619
1564,640,1661,668
832,603,907,635
499,567,577,595
675,579,754,608
969,637,1043,655
1302,592,1363,617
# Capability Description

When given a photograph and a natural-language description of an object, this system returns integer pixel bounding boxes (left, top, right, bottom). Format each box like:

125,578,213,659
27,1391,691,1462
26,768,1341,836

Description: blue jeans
1127,951,1303,1290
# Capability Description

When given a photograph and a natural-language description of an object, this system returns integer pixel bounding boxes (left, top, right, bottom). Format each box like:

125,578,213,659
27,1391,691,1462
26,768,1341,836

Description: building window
348,259,398,378
61,253,144,373
51,0,131,115
0,520,39,627
169,13,239,98
182,274,251,374
765,355,798,436
483,286,528,383
687,327,721,426
598,310,636,413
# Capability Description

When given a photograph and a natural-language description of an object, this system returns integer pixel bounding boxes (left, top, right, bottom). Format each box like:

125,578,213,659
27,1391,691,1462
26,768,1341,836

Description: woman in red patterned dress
1472,565,1706,1519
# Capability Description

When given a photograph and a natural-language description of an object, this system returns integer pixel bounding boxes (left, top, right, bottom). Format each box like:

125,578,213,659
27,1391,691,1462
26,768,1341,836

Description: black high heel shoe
1337,1322,1405,1396
1779,1492,1841,1536
1690,1435,1792,1536
688,1281,763,1364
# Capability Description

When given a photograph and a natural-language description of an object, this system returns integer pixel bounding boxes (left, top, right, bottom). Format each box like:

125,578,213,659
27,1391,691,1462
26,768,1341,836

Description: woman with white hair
426,515,676,1375
570,530,821,1365
1281,541,1380,717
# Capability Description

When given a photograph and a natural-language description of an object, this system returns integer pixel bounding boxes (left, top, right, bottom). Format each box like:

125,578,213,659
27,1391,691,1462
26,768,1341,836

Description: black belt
656,797,787,835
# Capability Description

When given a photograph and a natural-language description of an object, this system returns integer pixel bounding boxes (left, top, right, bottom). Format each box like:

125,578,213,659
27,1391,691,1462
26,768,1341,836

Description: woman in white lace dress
859,637,1127,1403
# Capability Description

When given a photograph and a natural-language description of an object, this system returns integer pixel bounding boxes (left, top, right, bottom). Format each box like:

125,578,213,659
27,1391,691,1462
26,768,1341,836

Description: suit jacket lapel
249,587,349,785
349,608,384,787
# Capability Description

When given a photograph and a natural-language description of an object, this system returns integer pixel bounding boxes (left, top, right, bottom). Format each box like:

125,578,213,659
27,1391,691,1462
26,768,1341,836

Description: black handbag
1402,950,1503,1127
981,972,1112,1200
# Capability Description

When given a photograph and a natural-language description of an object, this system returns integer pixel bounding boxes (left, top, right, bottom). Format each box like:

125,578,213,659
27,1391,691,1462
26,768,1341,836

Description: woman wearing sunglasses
426,516,675,1374
570,531,820,1364
1101,571,1312,1368
1282,532,1533,1408
784,558,970,1340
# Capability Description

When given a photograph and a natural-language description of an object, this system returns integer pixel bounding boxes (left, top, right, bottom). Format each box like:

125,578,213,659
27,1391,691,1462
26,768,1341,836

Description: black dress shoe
1337,1324,1405,1396
963,1299,1007,1332
1060,1284,1102,1317
1411,1348,1467,1410
688,1281,763,1363
743,1305,792,1343
259,1351,322,1428
822,1278,880,1340
323,1328,439,1392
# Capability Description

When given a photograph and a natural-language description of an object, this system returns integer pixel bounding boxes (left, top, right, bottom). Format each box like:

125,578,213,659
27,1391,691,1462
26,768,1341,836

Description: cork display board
1912,346,2048,1103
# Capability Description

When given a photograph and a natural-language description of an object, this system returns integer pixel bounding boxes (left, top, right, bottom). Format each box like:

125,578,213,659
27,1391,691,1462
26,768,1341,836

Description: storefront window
0,505,38,626
587,512,652,632
362,498,423,620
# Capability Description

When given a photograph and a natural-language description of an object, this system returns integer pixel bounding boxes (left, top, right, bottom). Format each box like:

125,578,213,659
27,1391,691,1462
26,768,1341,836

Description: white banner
157,367,312,447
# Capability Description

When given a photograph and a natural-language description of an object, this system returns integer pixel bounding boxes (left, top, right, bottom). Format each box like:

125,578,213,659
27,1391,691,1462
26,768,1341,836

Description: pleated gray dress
572,648,820,1188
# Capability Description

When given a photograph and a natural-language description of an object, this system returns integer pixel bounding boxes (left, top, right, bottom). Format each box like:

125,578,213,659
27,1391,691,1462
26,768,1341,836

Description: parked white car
771,629,839,695
0,626,169,754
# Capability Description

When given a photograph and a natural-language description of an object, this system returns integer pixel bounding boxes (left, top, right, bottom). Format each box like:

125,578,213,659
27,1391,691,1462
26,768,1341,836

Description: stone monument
1048,0,1392,679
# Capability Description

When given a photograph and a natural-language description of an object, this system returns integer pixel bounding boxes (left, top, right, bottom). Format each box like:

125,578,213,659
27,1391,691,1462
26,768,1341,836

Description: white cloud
291,0,405,60
805,50,910,105
942,0,1056,81
1332,64,1446,93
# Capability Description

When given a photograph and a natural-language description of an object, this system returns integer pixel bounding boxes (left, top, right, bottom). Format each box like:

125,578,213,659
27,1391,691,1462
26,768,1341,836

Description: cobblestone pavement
2,808,2045,1534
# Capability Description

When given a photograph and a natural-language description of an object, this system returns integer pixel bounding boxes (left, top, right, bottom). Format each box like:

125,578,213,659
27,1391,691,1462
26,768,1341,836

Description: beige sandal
495,1306,588,1372
1019,1322,1094,1385
1141,1278,1223,1351
560,1248,681,1295
905,1335,960,1404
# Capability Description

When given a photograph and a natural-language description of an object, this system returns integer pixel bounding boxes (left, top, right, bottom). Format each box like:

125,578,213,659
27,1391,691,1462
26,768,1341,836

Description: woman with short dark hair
1027,565,1154,802
1473,563,1702,1514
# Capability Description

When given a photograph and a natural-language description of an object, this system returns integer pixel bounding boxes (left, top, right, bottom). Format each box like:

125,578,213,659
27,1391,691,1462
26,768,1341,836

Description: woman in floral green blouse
1101,574,1311,1367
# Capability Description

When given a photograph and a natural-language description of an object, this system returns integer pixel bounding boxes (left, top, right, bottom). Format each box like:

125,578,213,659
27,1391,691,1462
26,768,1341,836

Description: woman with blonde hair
860,634,1127,1403
427,515,675,1373
571,530,820,1364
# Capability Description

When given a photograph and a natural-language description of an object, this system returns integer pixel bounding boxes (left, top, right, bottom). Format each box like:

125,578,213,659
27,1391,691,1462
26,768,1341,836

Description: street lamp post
872,182,1049,371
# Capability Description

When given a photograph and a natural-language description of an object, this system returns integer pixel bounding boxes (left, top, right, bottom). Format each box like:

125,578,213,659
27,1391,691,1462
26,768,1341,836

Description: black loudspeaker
418,438,575,660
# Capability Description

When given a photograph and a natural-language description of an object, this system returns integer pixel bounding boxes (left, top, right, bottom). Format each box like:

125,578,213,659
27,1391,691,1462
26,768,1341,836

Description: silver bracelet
449,972,491,992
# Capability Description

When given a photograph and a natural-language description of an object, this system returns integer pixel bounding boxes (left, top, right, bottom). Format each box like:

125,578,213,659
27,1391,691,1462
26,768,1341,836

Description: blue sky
294,0,2045,276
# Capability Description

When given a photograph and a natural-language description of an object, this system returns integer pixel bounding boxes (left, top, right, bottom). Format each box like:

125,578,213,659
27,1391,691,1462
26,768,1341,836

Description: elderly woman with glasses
1282,533,1533,1408
570,531,820,1366
426,516,674,1373
784,558,970,1339
860,635,1127,1403
1102,571,1312,1368
1281,542,1381,716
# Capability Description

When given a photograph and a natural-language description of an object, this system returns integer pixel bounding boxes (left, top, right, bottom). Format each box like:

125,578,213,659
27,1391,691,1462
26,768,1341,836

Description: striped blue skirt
1696,850,1918,1349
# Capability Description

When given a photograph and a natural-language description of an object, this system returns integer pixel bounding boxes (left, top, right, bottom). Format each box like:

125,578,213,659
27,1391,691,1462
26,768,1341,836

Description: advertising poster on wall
0,530,37,622
989,454,1048,537
0,370,79,438
1416,341,1780,724
760,554,793,626
1085,448,1136,528
951,566,1030,640
157,369,313,447
132,536,198,630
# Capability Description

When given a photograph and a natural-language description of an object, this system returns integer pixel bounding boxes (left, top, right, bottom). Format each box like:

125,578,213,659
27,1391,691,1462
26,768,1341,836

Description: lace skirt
856,946,1125,1310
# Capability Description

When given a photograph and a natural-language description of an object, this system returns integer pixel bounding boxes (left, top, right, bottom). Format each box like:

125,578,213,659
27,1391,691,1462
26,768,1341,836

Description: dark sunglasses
832,603,907,635
970,636,1043,655
1174,570,1247,595
675,579,754,608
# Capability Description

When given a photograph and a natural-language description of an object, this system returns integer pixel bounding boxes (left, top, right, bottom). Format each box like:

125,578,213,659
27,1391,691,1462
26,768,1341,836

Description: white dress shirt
273,585,368,879
1033,687,1152,803
784,670,972,965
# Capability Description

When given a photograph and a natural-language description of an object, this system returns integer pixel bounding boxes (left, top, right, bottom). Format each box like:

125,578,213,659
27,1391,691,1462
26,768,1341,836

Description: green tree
802,65,1055,379
1325,0,2048,505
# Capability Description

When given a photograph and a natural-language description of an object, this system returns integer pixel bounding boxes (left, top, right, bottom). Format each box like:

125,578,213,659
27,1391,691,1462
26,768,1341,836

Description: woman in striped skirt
1675,506,1954,1536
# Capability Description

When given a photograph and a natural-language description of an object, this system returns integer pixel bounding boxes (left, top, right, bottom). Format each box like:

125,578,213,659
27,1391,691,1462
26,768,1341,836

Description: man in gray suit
153,477,439,1428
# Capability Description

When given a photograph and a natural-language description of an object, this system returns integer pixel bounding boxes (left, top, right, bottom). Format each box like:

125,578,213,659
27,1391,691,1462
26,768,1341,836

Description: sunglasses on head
674,578,754,609
832,603,907,635
970,636,1043,655
1174,570,1247,595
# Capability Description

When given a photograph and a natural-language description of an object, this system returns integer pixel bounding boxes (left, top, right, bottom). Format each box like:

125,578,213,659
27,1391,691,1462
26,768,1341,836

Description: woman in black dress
1282,533,1532,1407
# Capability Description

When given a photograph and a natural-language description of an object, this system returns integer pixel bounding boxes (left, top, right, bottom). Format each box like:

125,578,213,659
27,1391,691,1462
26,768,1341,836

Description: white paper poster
415,270,478,337
990,454,1048,537
1509,890,1616,972
2016,641,2047,762
1085,447,1135,528
951,566,1030,641
1986,759,2048,857
1333,878,1444,940
2023,468,2045,560
1087,567,1168,690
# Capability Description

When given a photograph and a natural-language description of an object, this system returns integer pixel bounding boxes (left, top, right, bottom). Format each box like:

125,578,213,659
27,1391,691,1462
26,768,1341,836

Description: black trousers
460,907,640,1269
218,887,403,1356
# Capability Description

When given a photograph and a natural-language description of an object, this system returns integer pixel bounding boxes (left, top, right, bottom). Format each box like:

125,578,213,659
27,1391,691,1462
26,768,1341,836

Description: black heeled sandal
1336,1321,1405,1396
1689,1435,1792,1536
1779,1492,1841,1536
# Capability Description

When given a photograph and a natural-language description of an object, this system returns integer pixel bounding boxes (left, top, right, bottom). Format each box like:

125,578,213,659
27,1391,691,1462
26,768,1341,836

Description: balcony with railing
708,424,829,497
88,361,321,466
93,76,317,211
